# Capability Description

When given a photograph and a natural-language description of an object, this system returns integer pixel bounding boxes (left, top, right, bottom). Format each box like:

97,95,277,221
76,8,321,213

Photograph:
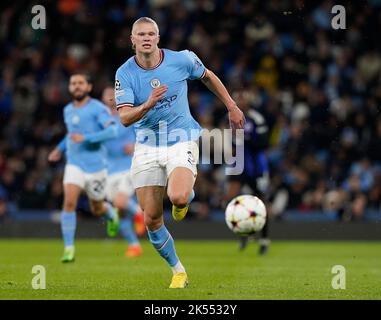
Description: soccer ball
225,195,267,235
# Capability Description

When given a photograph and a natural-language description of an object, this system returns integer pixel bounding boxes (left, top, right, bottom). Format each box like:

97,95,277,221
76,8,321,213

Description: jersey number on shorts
187,151,194,165
91,179,106,194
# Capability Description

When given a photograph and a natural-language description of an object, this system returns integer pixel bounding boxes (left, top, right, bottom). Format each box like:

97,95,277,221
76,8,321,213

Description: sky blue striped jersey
114,48,206,146
62,98,115,173
104,115,135,175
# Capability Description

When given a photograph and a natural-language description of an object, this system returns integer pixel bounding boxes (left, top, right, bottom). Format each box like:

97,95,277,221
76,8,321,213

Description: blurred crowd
1,0,381,221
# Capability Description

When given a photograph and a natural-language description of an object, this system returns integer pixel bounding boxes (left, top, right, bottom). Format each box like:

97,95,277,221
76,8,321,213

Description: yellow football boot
172,205,190,221
172,190,194,221
169,272,188,289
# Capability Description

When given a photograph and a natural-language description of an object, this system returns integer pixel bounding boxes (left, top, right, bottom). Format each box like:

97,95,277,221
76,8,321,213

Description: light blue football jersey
104,115,135,175
114,48,206,146
63,98,115,173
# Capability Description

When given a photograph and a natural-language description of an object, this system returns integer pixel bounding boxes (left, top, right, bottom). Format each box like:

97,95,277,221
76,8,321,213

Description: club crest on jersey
115,79,121,90
150,78,161,88
72,115,80,125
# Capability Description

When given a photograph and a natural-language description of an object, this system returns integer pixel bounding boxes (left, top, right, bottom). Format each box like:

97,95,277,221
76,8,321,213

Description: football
225,195,267,235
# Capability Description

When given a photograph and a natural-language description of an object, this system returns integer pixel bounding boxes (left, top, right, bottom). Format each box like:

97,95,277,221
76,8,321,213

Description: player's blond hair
131,17,160,36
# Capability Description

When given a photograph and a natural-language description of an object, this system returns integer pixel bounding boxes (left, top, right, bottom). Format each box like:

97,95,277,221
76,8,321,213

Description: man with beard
48,73,119,263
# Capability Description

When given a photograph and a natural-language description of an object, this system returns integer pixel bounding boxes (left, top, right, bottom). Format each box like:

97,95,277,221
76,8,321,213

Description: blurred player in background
226,88,271,255
48,74,119,263
115,17,245,288
101,86,145,258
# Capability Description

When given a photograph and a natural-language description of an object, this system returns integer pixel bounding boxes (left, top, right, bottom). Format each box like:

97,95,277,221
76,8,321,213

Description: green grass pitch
0,239,380,300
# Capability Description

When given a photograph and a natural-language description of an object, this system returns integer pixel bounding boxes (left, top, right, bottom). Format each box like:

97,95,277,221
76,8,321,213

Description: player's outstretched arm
82,124,117,143
201,69,245,130
118,85,168,127
48,135,67,162
48,148,62,162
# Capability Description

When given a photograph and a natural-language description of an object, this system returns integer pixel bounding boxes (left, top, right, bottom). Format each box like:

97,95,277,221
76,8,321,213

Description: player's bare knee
144,214,161,230
113,196,126,210
113,202,123,211
169,192,189,208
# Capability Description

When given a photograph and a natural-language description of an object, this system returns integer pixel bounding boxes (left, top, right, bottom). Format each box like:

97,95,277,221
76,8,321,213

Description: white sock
171,260,186,274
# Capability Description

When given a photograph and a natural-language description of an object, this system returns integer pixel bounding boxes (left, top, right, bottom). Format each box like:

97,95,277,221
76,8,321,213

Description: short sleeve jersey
104,115,135,175
115,48,206,146
63,98,114,172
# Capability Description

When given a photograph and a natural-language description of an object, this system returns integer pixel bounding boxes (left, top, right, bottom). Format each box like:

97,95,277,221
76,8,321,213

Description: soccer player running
115,17,245,288
101,86,145,258
226,88,271,255
48,74,120,263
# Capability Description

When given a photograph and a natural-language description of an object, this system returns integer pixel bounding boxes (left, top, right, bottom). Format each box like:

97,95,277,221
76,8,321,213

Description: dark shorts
228,172,269,199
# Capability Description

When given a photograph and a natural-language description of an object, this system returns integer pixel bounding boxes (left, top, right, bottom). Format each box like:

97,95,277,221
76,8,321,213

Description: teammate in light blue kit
48,74,119,263
102,86,145,258
115,17,245,288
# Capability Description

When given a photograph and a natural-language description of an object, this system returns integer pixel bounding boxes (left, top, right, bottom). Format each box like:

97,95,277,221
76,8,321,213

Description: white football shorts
131,140,199,188
63,164,107,201
105,170,135,201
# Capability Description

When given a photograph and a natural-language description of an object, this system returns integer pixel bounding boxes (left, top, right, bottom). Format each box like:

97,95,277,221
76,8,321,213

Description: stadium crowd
1,0,381,221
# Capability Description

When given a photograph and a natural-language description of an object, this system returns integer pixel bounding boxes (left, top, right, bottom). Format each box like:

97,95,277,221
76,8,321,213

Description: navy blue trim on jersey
116,103,134,110
200,68,207,79
134,49,164,70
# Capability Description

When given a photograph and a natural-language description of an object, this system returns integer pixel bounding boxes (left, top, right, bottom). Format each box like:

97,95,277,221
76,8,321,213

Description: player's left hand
70,133,84,143
124,144,135,155
228,105,245,130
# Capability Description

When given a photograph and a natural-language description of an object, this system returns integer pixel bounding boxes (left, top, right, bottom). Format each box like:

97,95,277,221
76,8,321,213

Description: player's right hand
48,148,62,162
228,104,246,130
144,85,168,109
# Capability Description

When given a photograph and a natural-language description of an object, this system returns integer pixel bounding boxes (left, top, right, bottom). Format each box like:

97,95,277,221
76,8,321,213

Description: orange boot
134,211,146,237
125,245,143,258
